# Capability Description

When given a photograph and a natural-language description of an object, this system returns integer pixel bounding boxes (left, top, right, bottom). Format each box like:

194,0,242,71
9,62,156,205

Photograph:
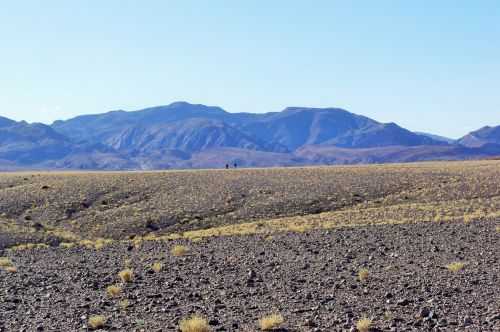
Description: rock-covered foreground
1,221,499,331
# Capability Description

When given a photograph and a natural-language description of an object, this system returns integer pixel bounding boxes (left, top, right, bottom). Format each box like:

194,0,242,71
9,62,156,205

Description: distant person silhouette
225,164,229,169
233,163,237,168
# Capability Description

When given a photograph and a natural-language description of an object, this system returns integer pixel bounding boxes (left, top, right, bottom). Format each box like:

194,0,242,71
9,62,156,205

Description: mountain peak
283,106,348,113
3,102,497,170
0,115,17,128
139,101,228,115
167,101,195,108
458,125,500,147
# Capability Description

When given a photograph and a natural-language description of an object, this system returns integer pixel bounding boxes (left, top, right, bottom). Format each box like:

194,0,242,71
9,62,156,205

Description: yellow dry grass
258,314,284,330
106,284,122,297
356,317,373,332
124,258,132,267
8,243,49,251
0,257,12,267
118,299,130,310
178,315,210,332
151,262,163,272
118,269,134,283
172,194,500,242
171,245,189,257
358,268,369,282
94,238,113,250
446,262,466,272
88,315,106,329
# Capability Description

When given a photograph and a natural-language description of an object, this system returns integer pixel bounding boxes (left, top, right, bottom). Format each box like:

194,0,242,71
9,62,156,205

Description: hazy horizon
1,1,499,138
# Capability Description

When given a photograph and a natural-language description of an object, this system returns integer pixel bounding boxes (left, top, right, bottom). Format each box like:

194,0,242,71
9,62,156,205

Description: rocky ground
1,220,499,331
3,160,500,248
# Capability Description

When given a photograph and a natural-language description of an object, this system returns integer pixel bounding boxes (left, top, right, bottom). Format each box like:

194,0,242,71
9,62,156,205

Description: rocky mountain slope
458,125,500,147
0,102,498,169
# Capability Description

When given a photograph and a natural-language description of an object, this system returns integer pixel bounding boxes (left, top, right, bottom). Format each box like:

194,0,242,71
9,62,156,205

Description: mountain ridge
458,125,500,147
0,102,498,169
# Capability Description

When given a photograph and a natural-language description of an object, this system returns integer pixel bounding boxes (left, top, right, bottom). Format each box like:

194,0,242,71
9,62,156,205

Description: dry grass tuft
358,268,369,282
0,256,16,272
88,315,107,329
446,262,466,272
106,284,122,297
151,262,163,273
59,242,75,249
356,317,372,332
79,239,95,248
9,243,49,251
179,315,210,332
118,269,134,283
171,245,189,257
118,299,130,310
463,214,474,223
259,313,284,330
94,240,105,250
132,237,143,248
0,257,13,267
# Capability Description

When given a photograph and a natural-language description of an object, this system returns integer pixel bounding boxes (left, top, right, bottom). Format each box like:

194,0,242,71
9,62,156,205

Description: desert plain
0,160,499,331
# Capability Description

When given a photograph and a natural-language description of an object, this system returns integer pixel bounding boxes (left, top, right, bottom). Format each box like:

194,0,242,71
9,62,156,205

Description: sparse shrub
59,242,75,249
463,214,473,223
288,224,309,233
358,268,369,282
106,284,122,297
119,299,130,310
132,237,143,248
95,238,113,250
446,262,465,272
0,257,12,267
118,269,134,283
151,262,162,272
171,245,188,256
179,315,210,332
356,317,372,332
88,315,107,329
259,313,284,330
80,239,95,248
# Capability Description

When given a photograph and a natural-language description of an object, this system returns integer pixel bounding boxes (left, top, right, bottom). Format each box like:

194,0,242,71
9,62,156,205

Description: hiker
225,164,229,169
233,163,237,169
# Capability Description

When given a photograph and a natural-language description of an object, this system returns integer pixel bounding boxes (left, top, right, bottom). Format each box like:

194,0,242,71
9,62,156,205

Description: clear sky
1,1,499,138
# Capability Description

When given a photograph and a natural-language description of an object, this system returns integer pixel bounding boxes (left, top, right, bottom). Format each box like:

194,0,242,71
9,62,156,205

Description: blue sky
1,1,499,138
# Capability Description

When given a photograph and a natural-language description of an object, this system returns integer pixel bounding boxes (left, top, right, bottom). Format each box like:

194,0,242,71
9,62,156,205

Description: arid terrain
1,160,499,331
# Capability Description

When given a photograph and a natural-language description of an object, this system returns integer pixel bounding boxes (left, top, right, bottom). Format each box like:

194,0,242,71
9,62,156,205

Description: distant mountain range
1,102,499,170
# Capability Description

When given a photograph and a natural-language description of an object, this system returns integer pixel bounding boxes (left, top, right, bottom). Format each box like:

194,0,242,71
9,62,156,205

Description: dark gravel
1,220,499,331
